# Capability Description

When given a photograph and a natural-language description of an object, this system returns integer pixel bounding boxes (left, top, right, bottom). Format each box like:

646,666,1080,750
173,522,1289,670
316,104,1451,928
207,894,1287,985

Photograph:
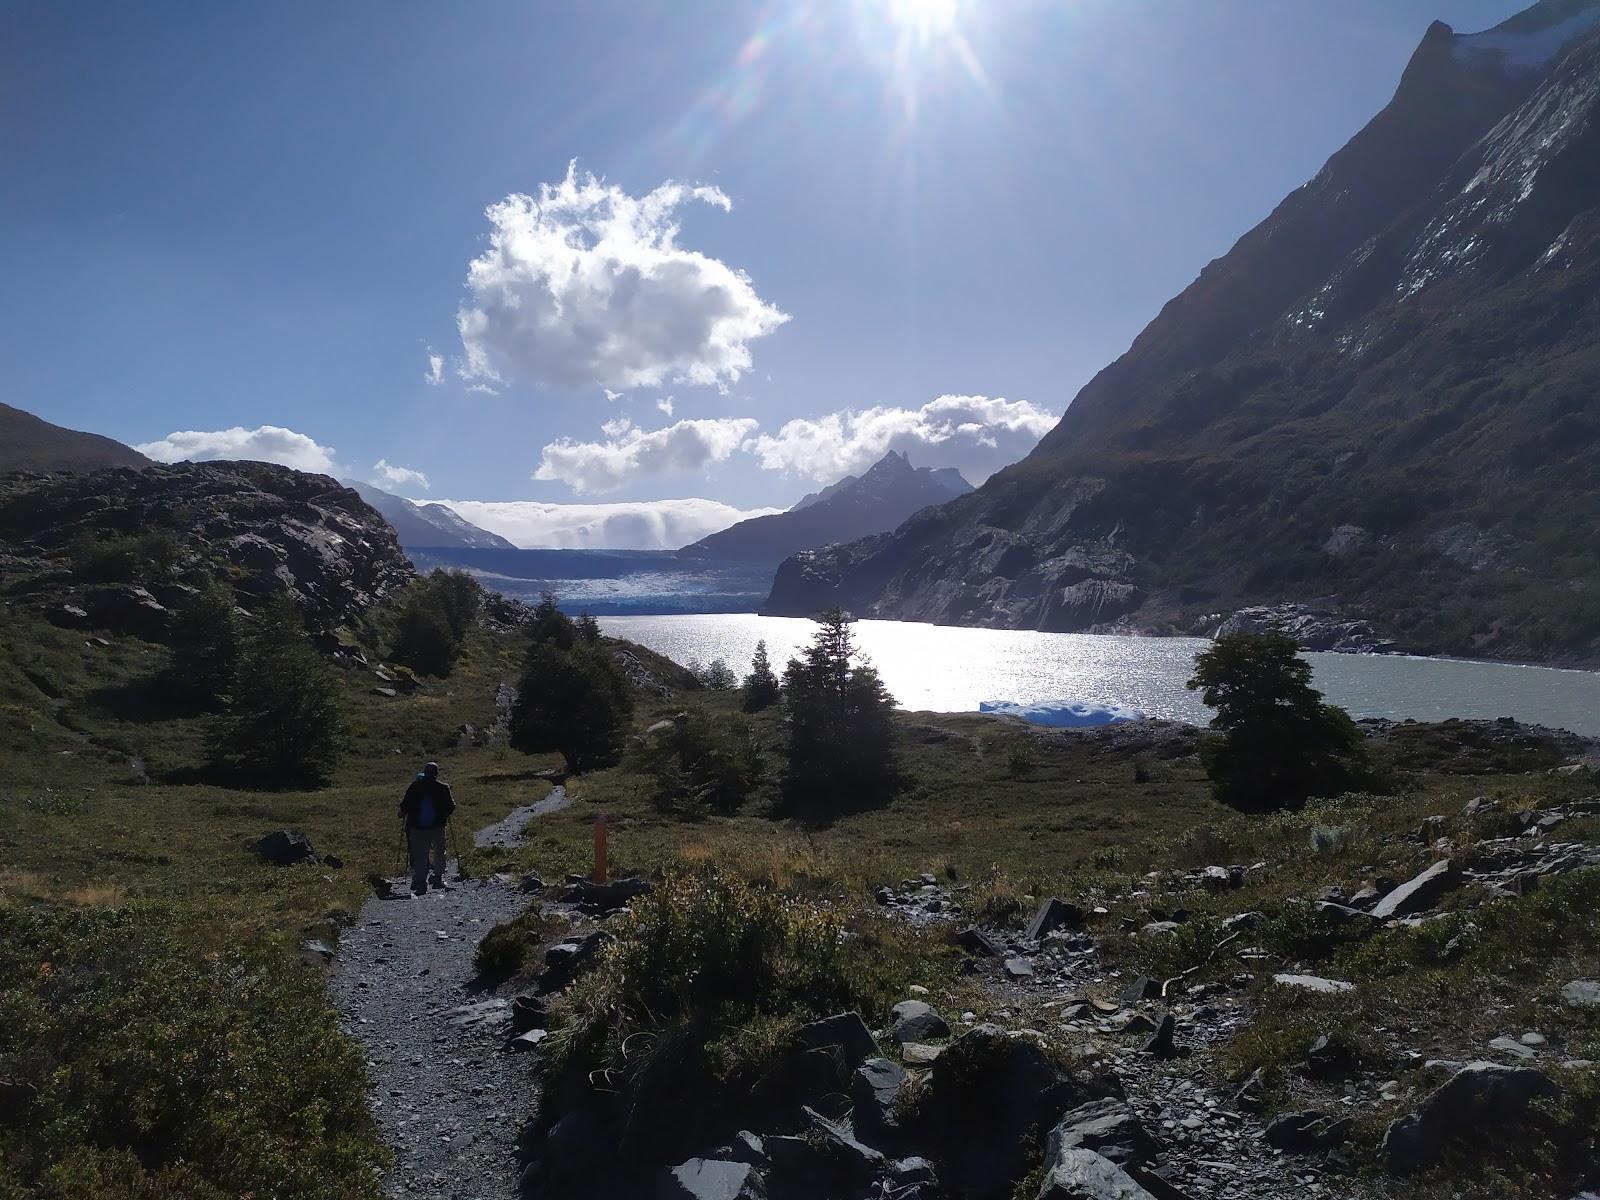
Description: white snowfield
1455,6,1600,71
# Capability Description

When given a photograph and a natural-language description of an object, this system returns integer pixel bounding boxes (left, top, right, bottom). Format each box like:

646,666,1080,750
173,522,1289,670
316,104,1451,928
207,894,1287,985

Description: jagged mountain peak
684,452,972,563
340,479,515,552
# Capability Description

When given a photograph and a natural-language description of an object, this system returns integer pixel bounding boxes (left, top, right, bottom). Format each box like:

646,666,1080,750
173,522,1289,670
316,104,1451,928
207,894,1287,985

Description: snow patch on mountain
1456,4,1600,71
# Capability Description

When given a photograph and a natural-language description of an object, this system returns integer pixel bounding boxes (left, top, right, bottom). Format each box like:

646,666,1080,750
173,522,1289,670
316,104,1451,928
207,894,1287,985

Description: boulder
922,1024,1095,1200
1038,1148,1157,1199
256,829,317,866
1220,911,1265,934
957,926,1004,957
891,1000,950,1044
1004,956,1035,979
1139,1013,1179,1061
727,1132,765,1166
562,875,654,914
802,1107,885,1179
81,584,170,639
1370,859,1460,920
1026,897,1085,940
1382,1061,1559,1173
1120,976,1162,1004
511,994,548,1034
1561,980,1600,1008
851,1057,907,1130
1315,901,1380,926
1264,1111,1352,1153
794,1012,879,1070
1271,973,1354,995
541,932,609,992
658,1159,766,1200
1047,1098,1161,1167
889,1157,938,1186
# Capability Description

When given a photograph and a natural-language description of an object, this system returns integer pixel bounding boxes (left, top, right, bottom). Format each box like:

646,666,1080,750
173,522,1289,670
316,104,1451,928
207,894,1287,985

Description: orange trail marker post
593,812,608,884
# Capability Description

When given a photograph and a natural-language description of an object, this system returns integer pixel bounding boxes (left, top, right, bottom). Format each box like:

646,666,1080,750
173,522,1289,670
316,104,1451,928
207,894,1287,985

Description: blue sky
1,0,1530,544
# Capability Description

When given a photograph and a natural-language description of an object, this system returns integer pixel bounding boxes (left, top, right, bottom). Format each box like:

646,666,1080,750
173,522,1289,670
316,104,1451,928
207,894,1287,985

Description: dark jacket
400,776,456,830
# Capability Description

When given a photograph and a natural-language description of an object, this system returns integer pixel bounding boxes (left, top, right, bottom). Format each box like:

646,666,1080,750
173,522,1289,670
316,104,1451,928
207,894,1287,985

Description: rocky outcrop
765,7,1600,663
0,460,412,634
1209,604,1398,654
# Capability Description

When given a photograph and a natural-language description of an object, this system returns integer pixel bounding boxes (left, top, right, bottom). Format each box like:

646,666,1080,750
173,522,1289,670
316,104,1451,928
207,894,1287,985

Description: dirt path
331,793,566,1199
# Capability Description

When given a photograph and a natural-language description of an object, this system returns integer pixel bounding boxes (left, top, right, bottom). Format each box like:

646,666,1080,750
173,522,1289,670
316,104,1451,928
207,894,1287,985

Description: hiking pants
408,825,447,892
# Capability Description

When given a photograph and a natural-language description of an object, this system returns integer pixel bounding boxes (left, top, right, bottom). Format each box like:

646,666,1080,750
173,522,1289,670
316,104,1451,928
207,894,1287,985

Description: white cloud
604,389,623,403
456,162,789,392
424,351,444,386
656,396,675,417
135,425,340,474
749,395,1057,484
372,459,430,491
534,416,759,495
437,497,781,551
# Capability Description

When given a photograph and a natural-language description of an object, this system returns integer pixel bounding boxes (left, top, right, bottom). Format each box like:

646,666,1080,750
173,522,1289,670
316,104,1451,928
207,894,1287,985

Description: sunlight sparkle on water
601,614,1600,739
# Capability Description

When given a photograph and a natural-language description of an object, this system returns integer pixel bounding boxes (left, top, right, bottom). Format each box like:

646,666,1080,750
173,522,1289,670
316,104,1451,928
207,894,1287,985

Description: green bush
1187,631,1371,812
510,641,633,774
390,589,459,676
65,530,181,585
528,591,577,650
473,903,544,978
548,871,920,1145
389,570,482,677
208,598,346,786
168,579,240,706
780,609,901,814
632,710,763,817
0,903,385,1199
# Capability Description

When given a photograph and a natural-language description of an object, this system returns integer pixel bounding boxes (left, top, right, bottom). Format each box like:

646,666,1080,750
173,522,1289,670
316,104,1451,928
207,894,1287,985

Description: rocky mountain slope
342,478,516,552
0,461,413,637
767,0,1600,663
684,451,971,563
0,402,151,474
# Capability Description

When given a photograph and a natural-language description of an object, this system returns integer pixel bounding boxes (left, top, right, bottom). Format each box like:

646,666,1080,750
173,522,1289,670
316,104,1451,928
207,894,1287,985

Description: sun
879,0,961,43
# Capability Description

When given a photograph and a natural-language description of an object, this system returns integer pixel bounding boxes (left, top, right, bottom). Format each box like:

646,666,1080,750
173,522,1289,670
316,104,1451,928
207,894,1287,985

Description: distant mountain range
0,403,151,474
340,479,516,551
683,451,971,562
767,0,1600,663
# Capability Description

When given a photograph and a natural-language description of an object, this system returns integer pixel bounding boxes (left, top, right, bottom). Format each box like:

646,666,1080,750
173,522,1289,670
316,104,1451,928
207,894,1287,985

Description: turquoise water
601,614,1600,737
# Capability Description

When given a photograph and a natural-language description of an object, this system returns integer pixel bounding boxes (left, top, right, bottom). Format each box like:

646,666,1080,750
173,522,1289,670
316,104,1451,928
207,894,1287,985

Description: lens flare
880,0,961,42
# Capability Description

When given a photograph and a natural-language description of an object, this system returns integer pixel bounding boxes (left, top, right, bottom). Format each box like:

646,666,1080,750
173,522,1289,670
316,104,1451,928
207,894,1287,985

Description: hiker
399,761,456,895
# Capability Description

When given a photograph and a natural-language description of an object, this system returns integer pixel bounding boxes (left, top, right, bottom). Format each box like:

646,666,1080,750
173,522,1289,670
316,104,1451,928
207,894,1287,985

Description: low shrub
546,870,927,1158
473,902,544,978
0,903,385,1199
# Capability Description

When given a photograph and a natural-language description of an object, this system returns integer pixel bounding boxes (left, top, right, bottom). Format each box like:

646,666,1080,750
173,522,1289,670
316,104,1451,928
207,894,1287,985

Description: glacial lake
601,614,1600,738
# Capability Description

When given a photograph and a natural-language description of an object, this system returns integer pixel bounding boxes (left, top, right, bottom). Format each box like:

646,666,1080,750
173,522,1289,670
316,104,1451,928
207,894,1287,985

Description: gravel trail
332,796,566,1199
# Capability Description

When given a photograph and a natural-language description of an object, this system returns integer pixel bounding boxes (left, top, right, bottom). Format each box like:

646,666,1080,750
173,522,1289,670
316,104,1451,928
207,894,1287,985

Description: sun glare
881,0,961,42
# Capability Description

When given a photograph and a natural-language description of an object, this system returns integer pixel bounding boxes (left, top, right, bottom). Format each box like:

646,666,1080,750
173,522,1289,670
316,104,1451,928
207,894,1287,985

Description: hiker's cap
422,761,440,777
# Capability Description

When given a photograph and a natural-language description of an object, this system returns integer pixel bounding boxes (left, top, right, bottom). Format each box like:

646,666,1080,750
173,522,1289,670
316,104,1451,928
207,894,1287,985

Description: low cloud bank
438,497,782,551
135,425,339,474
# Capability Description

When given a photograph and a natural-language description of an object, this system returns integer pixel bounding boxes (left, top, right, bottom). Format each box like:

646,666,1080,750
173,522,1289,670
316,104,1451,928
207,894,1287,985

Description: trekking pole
450,820,471,882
